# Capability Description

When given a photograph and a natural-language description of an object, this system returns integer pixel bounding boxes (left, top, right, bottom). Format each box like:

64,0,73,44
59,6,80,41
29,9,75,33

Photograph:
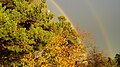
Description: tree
87,46,117,67
115,52,120,67
0,0,87,66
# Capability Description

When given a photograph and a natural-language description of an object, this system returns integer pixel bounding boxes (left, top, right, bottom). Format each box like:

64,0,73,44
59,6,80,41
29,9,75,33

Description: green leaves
58,16,67,22
0,0,85,66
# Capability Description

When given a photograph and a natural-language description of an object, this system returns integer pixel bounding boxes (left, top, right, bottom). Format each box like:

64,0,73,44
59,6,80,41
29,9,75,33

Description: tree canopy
1,0,119,67
0,0,87,66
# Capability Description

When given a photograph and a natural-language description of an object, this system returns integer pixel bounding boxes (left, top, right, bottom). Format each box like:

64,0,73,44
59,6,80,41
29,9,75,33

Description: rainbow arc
50,0,111,57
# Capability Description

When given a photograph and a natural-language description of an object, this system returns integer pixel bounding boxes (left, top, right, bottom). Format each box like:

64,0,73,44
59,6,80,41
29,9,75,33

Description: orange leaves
41,34,87,66
55,45,61,51
0,0,88,66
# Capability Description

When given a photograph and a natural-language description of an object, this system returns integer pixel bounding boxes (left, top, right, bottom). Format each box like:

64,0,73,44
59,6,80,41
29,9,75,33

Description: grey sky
47,0,120,57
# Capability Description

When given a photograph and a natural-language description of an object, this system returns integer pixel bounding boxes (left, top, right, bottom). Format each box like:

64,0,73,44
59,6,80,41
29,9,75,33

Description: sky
46,0,120,57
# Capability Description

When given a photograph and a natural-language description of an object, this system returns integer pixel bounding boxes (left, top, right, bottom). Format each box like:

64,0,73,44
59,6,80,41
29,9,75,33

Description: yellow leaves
41,34,87,66
5,33,86,66
55,46,61,50
21,52,36,66
40,57,47,62
0,0,88,66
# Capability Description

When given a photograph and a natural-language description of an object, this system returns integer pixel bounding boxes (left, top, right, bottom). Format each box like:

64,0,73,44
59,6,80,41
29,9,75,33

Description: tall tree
0,0,87,66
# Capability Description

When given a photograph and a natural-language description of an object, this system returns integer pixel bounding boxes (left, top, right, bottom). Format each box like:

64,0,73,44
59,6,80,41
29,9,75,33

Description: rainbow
50,0,78,30
50,0,88,62
84,0,112,57
49,0,82,43
49,0,112,57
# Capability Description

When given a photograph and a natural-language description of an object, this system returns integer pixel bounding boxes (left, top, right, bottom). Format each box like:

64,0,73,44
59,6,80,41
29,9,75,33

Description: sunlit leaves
58,16,67,22
40,34,87,66
0,0,87,66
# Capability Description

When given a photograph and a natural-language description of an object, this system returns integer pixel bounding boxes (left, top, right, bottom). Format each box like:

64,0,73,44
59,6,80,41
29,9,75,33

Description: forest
0,0,120,67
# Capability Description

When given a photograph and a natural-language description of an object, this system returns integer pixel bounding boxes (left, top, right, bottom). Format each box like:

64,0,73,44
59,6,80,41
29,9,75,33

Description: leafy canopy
0,0,87,66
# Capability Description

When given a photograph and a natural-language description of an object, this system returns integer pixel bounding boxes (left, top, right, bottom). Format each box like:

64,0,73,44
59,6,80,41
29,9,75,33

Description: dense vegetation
0,0,87,66
0,0,120,67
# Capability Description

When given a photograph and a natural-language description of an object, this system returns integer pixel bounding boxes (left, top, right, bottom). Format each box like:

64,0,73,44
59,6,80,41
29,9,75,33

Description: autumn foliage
0,0,87,66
